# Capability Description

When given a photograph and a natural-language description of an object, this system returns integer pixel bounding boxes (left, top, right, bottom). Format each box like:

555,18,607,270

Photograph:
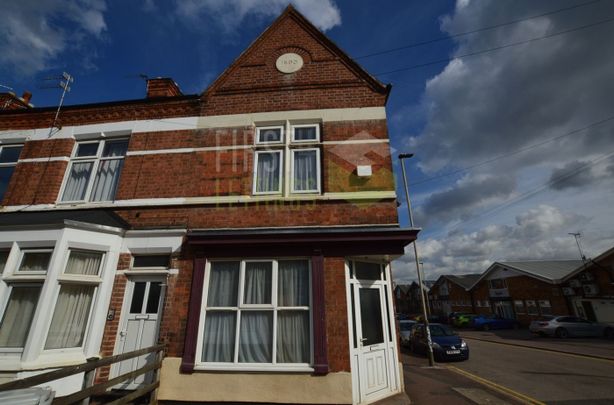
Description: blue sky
2,0,614,282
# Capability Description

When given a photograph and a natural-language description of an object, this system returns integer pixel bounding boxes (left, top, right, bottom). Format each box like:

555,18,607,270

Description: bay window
0,286,42,348
198,259,311,368
0,249,51,349
60,139,129,203
253,122,320,195
0,144,23,201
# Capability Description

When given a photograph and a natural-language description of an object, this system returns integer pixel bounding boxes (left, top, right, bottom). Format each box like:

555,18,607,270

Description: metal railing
0,343,165,405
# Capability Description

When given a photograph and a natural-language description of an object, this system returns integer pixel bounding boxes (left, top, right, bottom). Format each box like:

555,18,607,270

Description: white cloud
392,0,614,283
392,205,612,284
174,0,341,32
0,0,107,76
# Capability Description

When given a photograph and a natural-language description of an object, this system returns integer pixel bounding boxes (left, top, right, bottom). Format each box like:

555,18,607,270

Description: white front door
347,261,400,404
113,278,165,389
355,285,389,398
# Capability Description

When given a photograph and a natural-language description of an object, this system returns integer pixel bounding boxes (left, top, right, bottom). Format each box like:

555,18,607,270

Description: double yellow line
447,365,546,405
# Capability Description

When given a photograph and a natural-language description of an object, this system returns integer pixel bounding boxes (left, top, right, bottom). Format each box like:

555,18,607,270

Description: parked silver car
529,316,614,338
399,320,417,346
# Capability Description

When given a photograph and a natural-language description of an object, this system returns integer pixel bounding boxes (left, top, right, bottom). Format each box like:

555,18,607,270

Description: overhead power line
356,0,602,60
376,16,614,76
410,114,614,187
423,150,614,239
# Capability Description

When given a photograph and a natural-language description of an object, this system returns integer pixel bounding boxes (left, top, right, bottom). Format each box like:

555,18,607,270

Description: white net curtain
202,260,310,364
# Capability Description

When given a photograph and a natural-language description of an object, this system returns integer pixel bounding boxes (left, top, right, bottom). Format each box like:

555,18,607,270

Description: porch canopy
185,226,419,257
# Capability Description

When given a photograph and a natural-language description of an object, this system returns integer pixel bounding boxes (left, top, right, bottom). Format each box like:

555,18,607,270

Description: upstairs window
253,123,320,195
60,139,129,203
0,144,23,202
488,278,507,289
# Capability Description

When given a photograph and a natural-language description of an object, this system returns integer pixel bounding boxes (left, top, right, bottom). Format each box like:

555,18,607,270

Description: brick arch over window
270,46,313,66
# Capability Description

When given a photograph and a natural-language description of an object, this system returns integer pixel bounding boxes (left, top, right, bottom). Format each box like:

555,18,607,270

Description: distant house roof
501,260,583,281
444,274,482,290
469,259,584,289
395,284,411,294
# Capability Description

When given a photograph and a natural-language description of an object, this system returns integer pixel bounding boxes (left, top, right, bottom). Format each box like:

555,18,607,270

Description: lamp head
398,153,414,159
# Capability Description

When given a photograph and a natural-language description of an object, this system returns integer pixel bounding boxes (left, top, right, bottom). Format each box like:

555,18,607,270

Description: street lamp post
420,261,431,316
399,153,435,367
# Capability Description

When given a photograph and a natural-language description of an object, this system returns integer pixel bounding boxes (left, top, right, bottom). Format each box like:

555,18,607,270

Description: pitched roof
202,5,389,99
468,260,584,289
499,260,584,282
443,274,482,290
396,284,411,294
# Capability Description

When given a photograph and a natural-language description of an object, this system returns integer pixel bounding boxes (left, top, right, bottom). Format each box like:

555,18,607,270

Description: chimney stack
21,91,32,104
146,78,183,98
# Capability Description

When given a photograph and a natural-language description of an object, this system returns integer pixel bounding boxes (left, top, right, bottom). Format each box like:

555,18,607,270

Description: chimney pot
21,91,32,104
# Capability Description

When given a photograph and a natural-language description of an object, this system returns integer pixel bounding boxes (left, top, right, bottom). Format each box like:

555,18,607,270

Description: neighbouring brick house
393,284,411,314
559,246,614,324
429,274,480,317
0,6,417,405
468,260,583,325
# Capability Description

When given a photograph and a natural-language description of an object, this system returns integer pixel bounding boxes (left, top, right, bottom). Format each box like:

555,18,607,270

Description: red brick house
0,6,417,404
468,260,583,325
429,274,480,317
560,246,614,324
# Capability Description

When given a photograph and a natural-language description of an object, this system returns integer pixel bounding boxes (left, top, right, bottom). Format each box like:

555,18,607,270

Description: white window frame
58,138,129,203
538,300,552,315
514,300,525,314
291,123,320,143
14,248,53,276
0,245,51,352
195,258,313,372
253,150,284,195
42,248,105,353
525,300,538,315
253,121,322,197
0,283,44,353
0,144,23,201
255,125,285,145
290,148,321,194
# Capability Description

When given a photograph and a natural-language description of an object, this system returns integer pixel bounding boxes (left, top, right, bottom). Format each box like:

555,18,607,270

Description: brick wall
201,14,387,116
4,119,396,215
114,200,397,229
95,253,131,384
471,276,571,325
3,138,74,205
158,256,193,358
3,161,68,205
324,257,350,372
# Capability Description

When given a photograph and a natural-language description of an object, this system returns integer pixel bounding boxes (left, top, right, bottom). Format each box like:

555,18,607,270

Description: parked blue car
472,314,520,330
410,323,469,361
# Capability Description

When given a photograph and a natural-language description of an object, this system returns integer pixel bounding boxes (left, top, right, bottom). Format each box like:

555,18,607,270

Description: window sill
193,364,314,373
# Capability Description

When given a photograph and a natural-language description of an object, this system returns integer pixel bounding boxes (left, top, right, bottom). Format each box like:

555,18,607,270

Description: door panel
114,279,164,389
355,284,390,400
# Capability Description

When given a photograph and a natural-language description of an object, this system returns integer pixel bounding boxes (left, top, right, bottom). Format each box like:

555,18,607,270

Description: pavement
376,329,614,405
